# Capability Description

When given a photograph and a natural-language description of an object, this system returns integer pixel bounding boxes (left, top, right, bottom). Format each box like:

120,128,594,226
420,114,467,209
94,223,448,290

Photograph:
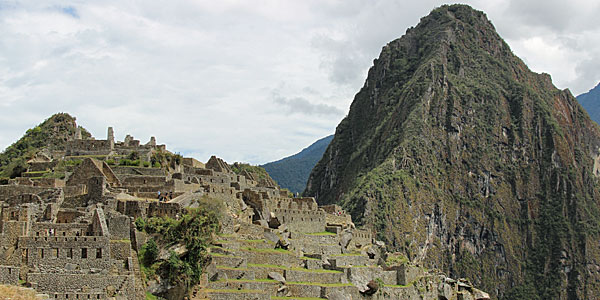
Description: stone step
207,279,279,293
229,248,304,268
215,266,255,281
327,254,374,268
210,254,247,268
203,289,269,300
290,242,342,256
284,269,346,285
245,264,286,280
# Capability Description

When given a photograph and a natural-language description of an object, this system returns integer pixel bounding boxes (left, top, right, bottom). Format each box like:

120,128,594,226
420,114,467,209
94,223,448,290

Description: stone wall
351,228,372,248
273,208,325,233
148,202,181,219
116,200,149,219
67,159,120,188
31,222,89,237
28,161,58,172
0,265,19,285
64,185,87,198
109,240,131,261
19,236,111,267
56,209,85,224
121,176,167,187
66,140,113,156
107,214,131,240
0,186,62,203
27,273,134,295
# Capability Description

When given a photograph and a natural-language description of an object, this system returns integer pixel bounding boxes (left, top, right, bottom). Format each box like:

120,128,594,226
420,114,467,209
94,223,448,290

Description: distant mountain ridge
577,82,600,124
261,135,333,194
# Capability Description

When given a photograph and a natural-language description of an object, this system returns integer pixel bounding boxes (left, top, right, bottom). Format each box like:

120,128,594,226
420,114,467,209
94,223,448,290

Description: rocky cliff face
304,5,600,299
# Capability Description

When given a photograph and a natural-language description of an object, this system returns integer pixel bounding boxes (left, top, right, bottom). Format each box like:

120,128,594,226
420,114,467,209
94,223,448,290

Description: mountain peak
305,5,600,299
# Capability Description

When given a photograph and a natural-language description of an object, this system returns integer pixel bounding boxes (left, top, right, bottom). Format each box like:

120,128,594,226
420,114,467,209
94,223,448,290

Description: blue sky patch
60,6,79,18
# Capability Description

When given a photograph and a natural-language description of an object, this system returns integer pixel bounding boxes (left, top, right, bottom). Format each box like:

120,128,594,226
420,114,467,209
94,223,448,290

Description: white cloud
1,0,599,164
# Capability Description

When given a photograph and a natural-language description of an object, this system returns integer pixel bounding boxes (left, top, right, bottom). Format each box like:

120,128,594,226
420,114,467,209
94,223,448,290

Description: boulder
340,231,353,249
268,272,286,284
277,285,289,297
473,288,491,300
264,231,280,244
363,280,379,295
277,235,290,249
64,263,78,271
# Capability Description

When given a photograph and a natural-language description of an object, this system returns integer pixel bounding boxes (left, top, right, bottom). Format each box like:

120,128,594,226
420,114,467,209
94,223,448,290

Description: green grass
23,170,49,174
331,253,362,257
245,239,273,243
304,232,336,236
289,267,342,273
218,278,278,283
145,292,158,300
247,263,288,269
210,253,243,259
205,288,265,294
216,265,249,271
302,256,319,260
241,247,292,254
65,155,109,159
287,281,353,287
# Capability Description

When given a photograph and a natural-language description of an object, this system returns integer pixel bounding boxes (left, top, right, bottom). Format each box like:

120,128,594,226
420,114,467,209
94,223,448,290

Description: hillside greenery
577,82,600,125
136,203,221,294
262,135,333,194
0,113,90,179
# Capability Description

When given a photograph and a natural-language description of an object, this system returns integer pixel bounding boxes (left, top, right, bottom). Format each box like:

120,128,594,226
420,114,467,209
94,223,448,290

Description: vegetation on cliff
304,4,600,299
0,113,90,179
137,203,221,294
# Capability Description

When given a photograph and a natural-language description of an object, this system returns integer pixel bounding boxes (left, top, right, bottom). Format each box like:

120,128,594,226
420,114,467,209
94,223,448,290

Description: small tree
142,239,159,265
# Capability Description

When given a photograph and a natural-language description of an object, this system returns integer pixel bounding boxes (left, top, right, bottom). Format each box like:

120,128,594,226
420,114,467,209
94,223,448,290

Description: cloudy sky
1,0,599,164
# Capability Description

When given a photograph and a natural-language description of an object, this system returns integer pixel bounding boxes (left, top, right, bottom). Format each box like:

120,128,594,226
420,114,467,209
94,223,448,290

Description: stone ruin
0,128,490,300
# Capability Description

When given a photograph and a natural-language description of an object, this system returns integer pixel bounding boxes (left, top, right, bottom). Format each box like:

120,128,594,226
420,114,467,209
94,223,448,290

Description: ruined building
0,127,488,300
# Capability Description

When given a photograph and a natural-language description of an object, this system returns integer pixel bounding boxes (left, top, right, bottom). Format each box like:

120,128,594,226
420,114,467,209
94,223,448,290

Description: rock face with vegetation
577,82,600,125
305,4,600,299
0,113,90,179
262,135,333,195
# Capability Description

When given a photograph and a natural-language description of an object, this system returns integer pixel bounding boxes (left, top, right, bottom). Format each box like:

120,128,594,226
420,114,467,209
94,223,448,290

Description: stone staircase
195,227,490,300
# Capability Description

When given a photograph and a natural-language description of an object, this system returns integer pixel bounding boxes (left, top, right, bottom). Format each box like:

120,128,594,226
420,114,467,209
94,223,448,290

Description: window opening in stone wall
53,248,59,258
81,248,87,259
40,248,44,259
96,248,102,259
68,248,73,259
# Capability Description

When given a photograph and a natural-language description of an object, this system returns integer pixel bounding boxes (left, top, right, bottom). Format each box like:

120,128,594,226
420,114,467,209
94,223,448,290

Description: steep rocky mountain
577,82,600,124
305,5,600,300
262,135,333,194
0,113,90,179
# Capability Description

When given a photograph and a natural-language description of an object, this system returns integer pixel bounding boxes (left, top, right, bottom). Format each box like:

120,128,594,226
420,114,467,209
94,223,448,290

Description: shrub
142,239,159,265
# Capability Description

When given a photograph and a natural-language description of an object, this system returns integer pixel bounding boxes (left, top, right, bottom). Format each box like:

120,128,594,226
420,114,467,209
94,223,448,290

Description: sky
1,0,599,164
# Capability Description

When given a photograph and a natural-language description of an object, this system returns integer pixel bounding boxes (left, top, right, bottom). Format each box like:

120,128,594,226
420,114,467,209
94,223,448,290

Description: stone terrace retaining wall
0,265,19,285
